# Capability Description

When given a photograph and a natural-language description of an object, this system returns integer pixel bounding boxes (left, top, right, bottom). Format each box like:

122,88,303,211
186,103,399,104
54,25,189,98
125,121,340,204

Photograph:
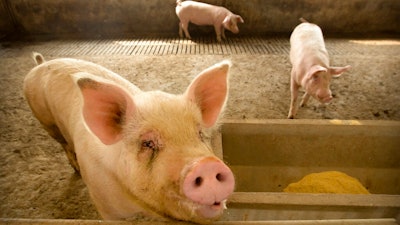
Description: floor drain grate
1,37,290,57
1,36,398,57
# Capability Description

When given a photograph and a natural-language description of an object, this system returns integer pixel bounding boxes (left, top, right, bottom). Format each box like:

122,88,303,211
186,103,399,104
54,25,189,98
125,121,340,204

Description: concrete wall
0,0,16,38
1,0,399,39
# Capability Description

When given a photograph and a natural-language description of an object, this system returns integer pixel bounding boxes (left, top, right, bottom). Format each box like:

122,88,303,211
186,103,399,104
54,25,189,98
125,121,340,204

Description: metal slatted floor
1,36,399,57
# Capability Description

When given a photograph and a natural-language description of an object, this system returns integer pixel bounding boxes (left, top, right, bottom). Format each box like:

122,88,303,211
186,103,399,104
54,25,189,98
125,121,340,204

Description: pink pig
288,18,351,119
24,53,235,223
175,0,244,42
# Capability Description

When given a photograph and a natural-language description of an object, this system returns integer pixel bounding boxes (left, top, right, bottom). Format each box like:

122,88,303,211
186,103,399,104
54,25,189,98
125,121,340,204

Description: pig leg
214,25,223,42
221,27,227,40
300,93,311,107
42,123,80,173
180,21,191,39
288,75,299,119
178,22,184,38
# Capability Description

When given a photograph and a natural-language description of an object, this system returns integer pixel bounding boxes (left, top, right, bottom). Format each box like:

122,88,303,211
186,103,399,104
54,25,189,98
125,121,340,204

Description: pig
175,0,244,42
288,18,351,119
23,52,235,224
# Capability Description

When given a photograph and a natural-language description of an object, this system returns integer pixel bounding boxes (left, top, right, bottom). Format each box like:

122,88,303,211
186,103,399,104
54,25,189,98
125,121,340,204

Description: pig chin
175,197,227,222
158,189,226,223
195,199,227,219
173,199,225,224
230,29,239,34
165,194,227,223
317,96,333,104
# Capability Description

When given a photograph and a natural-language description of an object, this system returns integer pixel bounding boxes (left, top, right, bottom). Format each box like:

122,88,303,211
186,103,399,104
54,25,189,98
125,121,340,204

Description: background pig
288,18,351,119
175,0,244,42
23,53,235,223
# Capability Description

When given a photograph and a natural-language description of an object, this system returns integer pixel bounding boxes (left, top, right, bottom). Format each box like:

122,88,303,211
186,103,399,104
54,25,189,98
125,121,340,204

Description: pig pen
0,36,400,224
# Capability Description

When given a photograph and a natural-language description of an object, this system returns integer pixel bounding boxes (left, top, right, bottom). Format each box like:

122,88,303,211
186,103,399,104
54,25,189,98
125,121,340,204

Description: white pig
24,53,235,224
288,18,351,119
175,0,244,42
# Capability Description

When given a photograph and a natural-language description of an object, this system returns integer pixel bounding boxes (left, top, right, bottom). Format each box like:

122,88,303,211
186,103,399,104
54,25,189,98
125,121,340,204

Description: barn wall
0,0,16,38
1,0,400,39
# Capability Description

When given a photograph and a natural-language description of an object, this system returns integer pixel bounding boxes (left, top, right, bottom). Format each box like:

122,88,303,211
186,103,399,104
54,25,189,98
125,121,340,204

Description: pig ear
223,16,231,26
76,77,135,145
236,15,244,23
329,65,351,78
308,65,328,79
185,61,231,128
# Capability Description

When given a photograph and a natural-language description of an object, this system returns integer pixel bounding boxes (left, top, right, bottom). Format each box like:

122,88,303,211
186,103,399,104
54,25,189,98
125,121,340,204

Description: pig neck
296,48,330,86
77,140,166,220
213,8,231,24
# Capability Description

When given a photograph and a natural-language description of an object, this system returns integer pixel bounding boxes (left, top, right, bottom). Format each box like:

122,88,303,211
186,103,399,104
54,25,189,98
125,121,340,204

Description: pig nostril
195,177,203,187
216,173,223,182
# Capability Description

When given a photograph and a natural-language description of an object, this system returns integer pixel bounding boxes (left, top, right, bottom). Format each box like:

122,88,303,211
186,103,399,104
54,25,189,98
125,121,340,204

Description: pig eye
138,132,163,164
142,140,158,152
139,131,162,152
198,130,205,142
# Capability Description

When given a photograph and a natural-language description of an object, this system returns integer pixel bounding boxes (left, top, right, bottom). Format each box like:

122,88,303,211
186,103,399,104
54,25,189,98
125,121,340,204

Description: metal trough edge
220,119,400,127
229,192,400,208
0,218,398,225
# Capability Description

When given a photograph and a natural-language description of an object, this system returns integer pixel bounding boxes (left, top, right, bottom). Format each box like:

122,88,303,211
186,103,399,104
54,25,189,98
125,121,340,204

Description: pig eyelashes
198,130,205,142
141,139,159,152
138,140,158,166
311,73,321,82
138,134,164,165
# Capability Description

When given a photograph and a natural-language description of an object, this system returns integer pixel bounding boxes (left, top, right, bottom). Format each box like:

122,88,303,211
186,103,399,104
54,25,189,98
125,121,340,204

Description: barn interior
1,0,399,224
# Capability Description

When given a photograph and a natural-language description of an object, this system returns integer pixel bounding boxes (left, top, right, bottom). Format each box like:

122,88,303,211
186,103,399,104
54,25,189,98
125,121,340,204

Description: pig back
24,58,140,122
290,23,329,67
177,1,228,25
24,59,83,140
23,58,141,166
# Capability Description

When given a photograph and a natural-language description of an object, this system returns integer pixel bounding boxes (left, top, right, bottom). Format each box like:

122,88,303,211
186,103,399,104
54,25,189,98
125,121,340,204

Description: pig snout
316,90,333,103
319,95,333,103
182,157,235,218
227,23,240,33
231,27,239,34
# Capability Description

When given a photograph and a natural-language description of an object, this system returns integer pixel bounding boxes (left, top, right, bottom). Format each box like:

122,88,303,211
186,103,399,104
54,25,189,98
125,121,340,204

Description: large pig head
74,61,234,223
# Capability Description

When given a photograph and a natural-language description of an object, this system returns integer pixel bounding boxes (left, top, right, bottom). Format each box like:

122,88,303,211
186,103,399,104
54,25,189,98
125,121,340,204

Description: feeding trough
0,120,399,225
216,119,400,223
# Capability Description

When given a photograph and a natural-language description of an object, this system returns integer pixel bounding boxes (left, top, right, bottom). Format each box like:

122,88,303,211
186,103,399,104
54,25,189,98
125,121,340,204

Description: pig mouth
319,97,332,104
194,199,227,219
316,95,333,104
167,191,228,221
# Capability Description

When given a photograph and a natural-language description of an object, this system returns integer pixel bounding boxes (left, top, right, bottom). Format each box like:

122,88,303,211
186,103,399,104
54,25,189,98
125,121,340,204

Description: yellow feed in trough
284,171,370,194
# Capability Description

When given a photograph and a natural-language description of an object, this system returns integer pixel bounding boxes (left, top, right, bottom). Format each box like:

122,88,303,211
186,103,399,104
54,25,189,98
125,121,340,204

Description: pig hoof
288,115,294,119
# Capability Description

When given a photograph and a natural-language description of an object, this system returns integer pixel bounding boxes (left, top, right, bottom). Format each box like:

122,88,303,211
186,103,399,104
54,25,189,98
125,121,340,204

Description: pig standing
175,0,244,42
288,18,351,119
24,52,235,224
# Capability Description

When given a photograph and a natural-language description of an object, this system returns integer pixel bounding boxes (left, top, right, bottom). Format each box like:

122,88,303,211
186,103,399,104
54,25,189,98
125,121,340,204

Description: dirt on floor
0,37,399,220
